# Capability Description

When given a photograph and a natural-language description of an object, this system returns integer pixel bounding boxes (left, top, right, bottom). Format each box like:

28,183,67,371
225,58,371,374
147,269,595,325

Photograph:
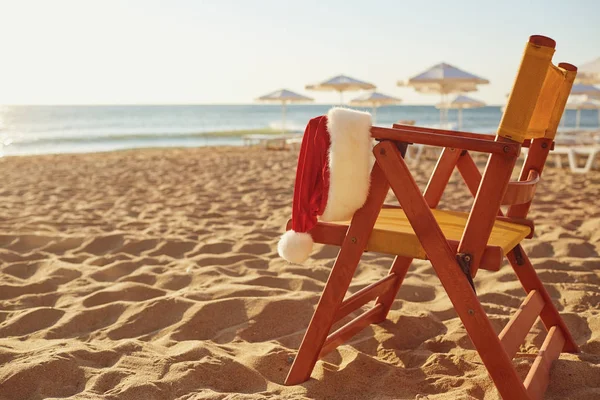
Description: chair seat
330,208,531,260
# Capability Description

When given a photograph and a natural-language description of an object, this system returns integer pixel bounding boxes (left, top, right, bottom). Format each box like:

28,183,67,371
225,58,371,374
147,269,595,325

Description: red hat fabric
278,107,373,264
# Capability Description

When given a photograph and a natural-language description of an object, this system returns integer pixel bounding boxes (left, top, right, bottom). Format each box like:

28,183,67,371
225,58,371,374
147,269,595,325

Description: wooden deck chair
283,35,579,400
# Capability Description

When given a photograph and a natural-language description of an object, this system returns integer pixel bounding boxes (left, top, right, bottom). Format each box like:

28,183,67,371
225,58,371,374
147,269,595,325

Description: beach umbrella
306,75,376,104
436,94,485,130
566,95,600,128
399,63,489,125
576,57,600,85
349,91,402,122
570,83,600,99
256,89,313,133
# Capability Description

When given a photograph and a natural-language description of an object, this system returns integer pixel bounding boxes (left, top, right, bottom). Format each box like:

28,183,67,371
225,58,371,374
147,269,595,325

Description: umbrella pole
576,108,581,128
458,107,463,130
439,94,444,125
282,101,287,134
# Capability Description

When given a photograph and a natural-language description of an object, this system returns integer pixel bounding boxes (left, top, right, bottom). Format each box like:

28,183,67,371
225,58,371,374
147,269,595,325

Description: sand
0,146,598,400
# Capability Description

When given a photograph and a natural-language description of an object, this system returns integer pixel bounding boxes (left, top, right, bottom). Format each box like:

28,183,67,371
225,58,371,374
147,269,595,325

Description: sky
0,0,598,105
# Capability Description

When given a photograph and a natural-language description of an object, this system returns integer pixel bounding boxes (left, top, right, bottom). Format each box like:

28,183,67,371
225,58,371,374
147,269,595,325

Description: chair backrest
498,36,577,144
459,35,576,274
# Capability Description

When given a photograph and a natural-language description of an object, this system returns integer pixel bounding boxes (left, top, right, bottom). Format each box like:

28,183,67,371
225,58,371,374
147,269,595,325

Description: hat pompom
277,231,314,264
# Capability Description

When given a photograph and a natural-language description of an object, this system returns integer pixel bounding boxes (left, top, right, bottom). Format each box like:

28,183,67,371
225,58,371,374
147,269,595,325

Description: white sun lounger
242,133,302,150
522,145,600,173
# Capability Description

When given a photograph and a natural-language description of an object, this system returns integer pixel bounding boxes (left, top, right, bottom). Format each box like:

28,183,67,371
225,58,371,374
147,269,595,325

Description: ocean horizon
1,104,598,157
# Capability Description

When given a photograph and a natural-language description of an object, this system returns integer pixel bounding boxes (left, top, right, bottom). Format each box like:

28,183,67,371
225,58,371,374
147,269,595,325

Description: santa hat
278,107,374,264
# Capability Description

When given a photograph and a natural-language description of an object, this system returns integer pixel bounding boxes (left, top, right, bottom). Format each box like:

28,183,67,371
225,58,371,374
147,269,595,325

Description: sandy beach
0,146,598,400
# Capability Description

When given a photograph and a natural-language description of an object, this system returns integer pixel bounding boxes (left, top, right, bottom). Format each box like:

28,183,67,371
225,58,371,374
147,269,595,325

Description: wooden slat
291,218,507,271
285,163,391,386
375,140,531,399
424,147,462,208
495,216,535,238
456,150,484,197
524,326,566,400
506,246,579,353
390,123,538,148
289,216,511,271
458,138,518,275
370,126,521,156
334,274,397,323
375,256,413,323
319,304,384,358
499,290,545,360
502,170,540,205
507,138,553,220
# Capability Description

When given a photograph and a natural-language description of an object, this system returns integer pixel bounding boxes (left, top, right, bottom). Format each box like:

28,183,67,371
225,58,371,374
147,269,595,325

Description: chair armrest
391,124,541,149
370,126,521,156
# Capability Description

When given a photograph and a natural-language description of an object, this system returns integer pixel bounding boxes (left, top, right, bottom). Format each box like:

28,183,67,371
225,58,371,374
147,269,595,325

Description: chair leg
285,163,390,385
506,245,579,352
374,256,413,323
375,140,531,399
285,248,363,385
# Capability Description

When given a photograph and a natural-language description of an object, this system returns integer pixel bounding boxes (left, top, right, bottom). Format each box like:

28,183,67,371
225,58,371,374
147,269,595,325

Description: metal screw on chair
468,309,475,315
503,146,510,153
379,148,386,155
351,237,357,243
541,142,548,149
463,255,471,262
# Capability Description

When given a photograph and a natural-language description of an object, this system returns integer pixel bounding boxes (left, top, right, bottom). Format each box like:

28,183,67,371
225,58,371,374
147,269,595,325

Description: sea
0,105,598,157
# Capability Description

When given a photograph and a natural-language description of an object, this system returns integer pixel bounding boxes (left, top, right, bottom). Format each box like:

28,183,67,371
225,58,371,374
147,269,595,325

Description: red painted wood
458,137,519,275
455,140,577,354
508,138,552,218
495,216,535,238
499,290,545,360
390,123,537,148
374,256,413,322
292,218,503,271
502,170,540,205
375,140,530,400
456,151,484,197
370,126,520,156
334,274,397,323
524,326,565,400
529,34,556,48
285,219,347,246
285,162,390,385
320,304,384,358
424,147,462,208
506,245,579,353
455,152,535,237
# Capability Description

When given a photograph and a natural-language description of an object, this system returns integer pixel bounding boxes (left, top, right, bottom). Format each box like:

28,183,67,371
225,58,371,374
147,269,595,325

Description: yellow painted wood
527,64,565,139
545,65,577,140
498,41,555,143
334,208,531,260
